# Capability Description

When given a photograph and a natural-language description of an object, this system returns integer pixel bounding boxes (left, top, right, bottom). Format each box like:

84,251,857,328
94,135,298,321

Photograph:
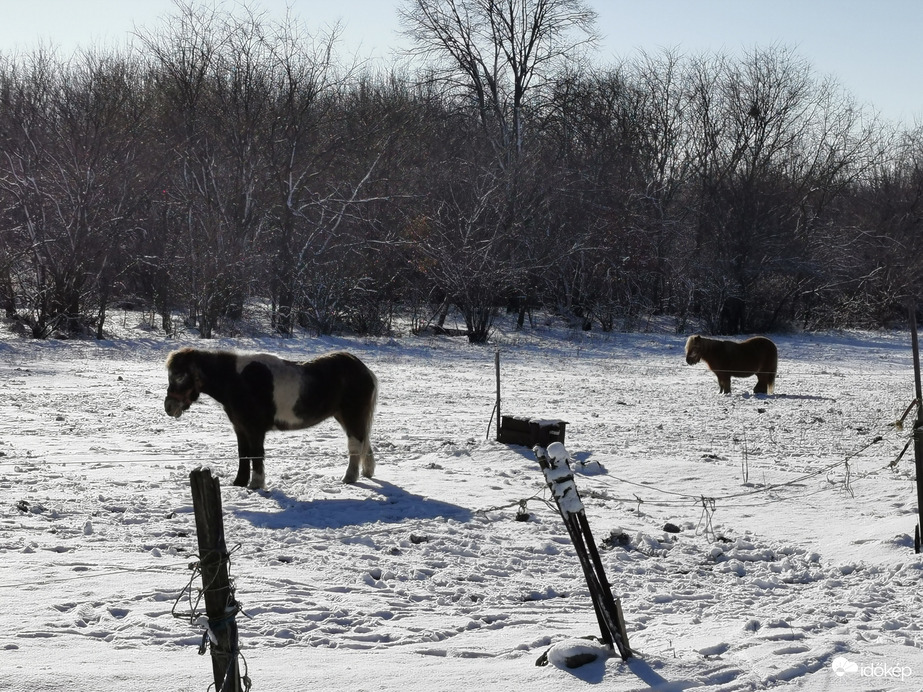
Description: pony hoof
232,478,249,487
342,473,359,484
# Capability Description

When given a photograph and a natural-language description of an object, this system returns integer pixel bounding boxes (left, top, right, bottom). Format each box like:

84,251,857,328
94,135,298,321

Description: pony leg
233,428,266,489
360,438,375,479
233,428,251,487
343,436,364,483
249,459,266,490
337,400,374,482
757,374,776,395
248,434,267,490
717,374,731,394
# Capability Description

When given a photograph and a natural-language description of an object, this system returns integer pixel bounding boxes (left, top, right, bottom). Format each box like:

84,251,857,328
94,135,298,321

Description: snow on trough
0,319,921,691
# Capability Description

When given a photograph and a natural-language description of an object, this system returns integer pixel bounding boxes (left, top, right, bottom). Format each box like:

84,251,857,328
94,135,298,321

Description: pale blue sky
0,0,919,126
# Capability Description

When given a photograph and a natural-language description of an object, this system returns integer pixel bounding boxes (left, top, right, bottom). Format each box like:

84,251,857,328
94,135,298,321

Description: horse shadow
233,479,472,530
753,393,836,402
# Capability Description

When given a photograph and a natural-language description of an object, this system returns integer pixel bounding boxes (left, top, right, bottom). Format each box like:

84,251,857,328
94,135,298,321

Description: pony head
684,335,702,365
164,348,203,418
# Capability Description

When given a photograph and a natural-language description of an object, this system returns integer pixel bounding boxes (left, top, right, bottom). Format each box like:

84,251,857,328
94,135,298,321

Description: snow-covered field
1,316,921,691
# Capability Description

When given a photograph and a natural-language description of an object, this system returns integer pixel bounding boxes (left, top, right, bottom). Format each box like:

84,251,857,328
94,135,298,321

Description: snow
538,442,585,515
1,318,922,691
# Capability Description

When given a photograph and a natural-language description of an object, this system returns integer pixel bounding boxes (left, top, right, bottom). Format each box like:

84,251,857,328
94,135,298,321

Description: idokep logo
832,656,913,681
832,657,858,676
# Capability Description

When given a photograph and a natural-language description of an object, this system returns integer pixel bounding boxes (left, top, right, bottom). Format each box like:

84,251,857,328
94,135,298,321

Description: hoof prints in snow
0,330,920,690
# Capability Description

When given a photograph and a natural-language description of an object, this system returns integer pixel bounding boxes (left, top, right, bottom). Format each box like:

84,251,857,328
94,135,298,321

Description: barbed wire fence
0,402,909,523
0,362,919,688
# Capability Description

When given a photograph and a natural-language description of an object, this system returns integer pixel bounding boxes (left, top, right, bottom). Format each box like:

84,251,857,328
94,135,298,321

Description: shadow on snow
232,478,472,529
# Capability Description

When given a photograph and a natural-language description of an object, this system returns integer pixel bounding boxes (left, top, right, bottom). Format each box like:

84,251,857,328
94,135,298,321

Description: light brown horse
684,335,777,394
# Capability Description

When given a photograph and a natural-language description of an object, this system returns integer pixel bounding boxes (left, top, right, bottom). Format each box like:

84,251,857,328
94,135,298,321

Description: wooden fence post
190,468,243,691
534,443,632,661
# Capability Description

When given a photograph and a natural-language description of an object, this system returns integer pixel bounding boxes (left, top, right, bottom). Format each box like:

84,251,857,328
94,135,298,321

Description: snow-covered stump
533,442,632,663
189,468,245,692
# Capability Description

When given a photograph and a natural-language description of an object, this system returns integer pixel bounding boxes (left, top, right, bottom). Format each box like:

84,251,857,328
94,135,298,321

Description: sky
0,0,919,127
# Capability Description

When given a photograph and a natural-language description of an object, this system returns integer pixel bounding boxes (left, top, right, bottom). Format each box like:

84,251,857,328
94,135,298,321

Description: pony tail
361,370,378,460
367,371,378,438
358,370,378,477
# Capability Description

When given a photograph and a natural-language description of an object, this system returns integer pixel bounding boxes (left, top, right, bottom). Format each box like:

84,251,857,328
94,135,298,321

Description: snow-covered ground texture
1,317,922,691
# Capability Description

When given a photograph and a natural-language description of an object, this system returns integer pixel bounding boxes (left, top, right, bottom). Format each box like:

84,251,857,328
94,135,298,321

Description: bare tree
821,124,920,328
137,2,273,337
0,3,913,339
414,168,522,342
0,48,146,337
397,0,597,339
399,0,596,164
259,13,352,335
679,46,883,332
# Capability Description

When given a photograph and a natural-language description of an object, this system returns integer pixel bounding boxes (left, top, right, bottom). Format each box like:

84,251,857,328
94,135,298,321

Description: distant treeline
1,0,920,342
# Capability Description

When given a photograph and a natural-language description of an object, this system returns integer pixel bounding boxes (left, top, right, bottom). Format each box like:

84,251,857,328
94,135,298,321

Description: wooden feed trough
494,350,567,447
497,415,567,447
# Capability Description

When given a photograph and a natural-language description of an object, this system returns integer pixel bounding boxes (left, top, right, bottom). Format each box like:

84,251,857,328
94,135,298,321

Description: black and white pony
164,348,377,489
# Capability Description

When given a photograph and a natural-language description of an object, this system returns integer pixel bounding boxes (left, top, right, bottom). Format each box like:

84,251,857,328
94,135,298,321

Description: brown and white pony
684,335,777,394
164,348,377,489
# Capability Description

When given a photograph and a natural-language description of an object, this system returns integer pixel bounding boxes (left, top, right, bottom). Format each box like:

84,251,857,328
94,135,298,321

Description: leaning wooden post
909,303,923,553
534,443,631,660
190,468,242,691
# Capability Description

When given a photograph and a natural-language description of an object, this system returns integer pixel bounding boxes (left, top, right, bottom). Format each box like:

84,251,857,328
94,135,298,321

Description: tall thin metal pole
495,350,501,441
909,303,923,553
911,303,923,413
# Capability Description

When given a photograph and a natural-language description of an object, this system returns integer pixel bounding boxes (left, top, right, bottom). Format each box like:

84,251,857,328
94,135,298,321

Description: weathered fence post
534,442,631,661
190,468,243,691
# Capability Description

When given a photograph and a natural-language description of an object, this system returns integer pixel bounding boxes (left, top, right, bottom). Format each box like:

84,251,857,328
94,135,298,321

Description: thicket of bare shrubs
2,1,921,343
